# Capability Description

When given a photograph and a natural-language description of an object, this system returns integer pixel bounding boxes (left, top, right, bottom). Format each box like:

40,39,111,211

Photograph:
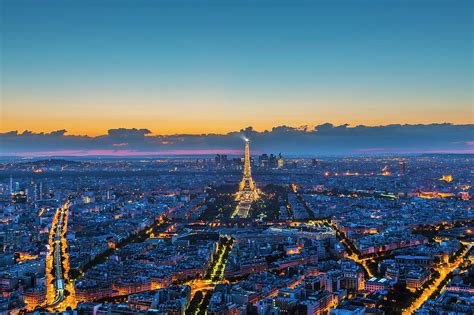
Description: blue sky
1,0,473,135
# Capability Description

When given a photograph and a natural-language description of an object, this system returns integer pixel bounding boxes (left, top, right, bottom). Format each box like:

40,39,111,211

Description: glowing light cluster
44,201,76,311
441,175,453,183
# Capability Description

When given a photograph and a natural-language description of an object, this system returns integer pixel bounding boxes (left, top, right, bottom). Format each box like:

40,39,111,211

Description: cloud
0,124,472,156
106,128,151,139
112,142,129,147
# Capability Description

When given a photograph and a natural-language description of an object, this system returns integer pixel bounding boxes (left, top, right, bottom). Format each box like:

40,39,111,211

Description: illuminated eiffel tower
233,138,258,218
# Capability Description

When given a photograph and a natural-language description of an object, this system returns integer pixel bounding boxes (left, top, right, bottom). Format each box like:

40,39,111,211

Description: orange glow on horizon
2,97,473,137
1,119,471,137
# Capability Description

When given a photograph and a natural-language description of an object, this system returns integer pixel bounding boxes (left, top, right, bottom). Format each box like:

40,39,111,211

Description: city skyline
1,0,473,136
1,146,472,314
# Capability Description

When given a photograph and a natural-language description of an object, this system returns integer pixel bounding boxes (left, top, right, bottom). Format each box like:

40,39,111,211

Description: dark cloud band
1,124,472,156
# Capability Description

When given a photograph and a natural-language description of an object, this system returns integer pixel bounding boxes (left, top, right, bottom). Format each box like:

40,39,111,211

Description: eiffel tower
234,138,258,218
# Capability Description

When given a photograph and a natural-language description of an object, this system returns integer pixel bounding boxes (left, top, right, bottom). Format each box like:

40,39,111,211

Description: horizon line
1,122,472,137
2,149,473,158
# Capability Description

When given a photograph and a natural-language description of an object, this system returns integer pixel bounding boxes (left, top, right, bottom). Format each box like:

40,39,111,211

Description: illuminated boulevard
403,243,473,314
327,221,375,278
185,238,234,313
45,200,76,311
296,186,376,280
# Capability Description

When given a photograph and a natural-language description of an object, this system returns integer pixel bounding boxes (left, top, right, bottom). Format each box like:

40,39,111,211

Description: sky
1,0,473,137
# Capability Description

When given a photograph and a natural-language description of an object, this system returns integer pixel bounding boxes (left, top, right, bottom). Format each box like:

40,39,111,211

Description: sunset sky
1,0,473,136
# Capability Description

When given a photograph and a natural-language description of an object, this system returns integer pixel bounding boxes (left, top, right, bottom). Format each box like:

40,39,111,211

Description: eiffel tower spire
233,138,259,218
243,139,251,178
